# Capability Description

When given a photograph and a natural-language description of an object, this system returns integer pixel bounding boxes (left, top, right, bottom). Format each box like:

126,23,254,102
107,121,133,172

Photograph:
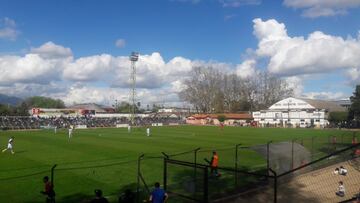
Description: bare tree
179,66,293,113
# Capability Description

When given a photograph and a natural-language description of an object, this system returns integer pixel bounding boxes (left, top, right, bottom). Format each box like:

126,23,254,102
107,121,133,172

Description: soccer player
146,127,150,137
128,125,131,133
68,126,73,139
2,136,15,154
54,126,57,134
149,182,168,203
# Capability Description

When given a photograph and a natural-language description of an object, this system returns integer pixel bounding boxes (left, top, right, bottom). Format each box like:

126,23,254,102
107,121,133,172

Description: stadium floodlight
130,52,139,61
129,52,139,126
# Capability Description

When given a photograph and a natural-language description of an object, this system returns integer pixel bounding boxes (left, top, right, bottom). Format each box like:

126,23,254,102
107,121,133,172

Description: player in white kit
2,136,15,154
128,125,131,133
146,127,150,137
68,126,73,139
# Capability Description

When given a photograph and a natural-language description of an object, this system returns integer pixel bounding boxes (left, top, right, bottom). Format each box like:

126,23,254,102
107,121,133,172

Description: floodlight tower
129,52,139,126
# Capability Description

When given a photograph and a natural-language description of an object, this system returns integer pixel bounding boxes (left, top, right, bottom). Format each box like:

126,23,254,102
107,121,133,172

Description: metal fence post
163,158,167,191
267,141,272,176
311,136,315,161
204,166,209,203
194,147,200,191
50,164,57,202
137,154,144,203
50,164,57,186
235,144,241,186
291,139,295,169
268,168,277,203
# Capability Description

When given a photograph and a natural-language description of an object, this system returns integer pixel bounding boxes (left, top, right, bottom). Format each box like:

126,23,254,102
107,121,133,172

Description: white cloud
219,0,261,7
0,17,19,41
63,54,114,82
0,54,61,85
283,0,360,18
252,18,360,78
115,39,126,48
236,59,257,79
30,41,73,59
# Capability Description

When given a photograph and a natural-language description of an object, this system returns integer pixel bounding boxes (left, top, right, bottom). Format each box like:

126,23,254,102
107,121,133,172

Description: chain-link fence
162,142,360,203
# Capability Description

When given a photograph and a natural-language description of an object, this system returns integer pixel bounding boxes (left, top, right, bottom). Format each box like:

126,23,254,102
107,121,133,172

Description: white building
253,97,346,128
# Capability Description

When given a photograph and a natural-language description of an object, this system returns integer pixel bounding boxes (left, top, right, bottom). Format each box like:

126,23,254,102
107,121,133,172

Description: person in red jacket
40,176,55,203
210,151,219,177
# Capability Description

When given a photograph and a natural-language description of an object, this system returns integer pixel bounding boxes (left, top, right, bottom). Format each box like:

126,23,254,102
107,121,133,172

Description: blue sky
0,0,360,105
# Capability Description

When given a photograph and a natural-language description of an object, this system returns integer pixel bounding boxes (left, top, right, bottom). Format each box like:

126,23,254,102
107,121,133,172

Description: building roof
301,98,347,112
268,97,346,112
190,113,252,120
68,103,112,113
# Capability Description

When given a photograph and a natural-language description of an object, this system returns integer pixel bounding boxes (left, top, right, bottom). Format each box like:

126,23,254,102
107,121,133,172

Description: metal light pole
129,52,139,126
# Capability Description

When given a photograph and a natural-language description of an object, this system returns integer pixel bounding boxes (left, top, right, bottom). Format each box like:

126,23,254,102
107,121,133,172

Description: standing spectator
336,181,345,197
210,151,219,177
149,182,168,203
40,176,55,203
90,189,109,203
2,136,15,154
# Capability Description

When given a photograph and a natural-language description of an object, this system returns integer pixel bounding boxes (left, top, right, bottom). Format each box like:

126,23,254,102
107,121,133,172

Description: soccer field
0,126,354,203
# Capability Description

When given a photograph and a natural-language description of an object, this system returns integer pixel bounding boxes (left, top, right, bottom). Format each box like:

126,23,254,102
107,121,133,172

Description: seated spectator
90,189,109,203
339,166,348,176
336,181,345,197
334,167,340,175
118,189,135,203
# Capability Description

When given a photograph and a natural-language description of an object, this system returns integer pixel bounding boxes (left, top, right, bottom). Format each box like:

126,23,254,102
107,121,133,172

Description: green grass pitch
0,126,354,202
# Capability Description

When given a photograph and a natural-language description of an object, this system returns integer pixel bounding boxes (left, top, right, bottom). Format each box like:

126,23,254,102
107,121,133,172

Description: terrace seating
0,115,184,130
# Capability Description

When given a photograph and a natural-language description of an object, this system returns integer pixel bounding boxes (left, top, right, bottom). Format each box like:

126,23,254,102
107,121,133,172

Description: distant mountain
0,94,22,106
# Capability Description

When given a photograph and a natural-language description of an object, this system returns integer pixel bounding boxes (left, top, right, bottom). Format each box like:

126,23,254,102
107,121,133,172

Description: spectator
40,176,55,203
149,182,168,203
90,189,109,203
333,167,339,175
336,181,345,197
118,189,135,203
210,151,219,177
339,166,348,176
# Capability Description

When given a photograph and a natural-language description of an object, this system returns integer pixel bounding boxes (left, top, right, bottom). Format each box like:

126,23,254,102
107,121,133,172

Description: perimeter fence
164,143,360,203
0,132,358,202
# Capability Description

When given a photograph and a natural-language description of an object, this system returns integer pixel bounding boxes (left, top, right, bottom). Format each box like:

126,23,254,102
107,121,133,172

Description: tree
329,112,348,122
116,101,143,113
179,66,293,113
217,115,226,123
349,85,360,121
22,96,65,109
179,66,223,113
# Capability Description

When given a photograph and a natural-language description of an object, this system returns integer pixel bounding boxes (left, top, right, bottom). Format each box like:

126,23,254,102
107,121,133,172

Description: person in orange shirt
210,151,219,177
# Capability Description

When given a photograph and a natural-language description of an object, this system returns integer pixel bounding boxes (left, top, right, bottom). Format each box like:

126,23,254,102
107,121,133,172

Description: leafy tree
116,101,142,113
329,112,348,122
349,85,360,121
217,115,226,123
0,104,12,116
22,96,65,108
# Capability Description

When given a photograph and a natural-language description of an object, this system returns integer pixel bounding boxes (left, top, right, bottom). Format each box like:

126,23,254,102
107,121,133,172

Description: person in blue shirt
149,182,168,203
